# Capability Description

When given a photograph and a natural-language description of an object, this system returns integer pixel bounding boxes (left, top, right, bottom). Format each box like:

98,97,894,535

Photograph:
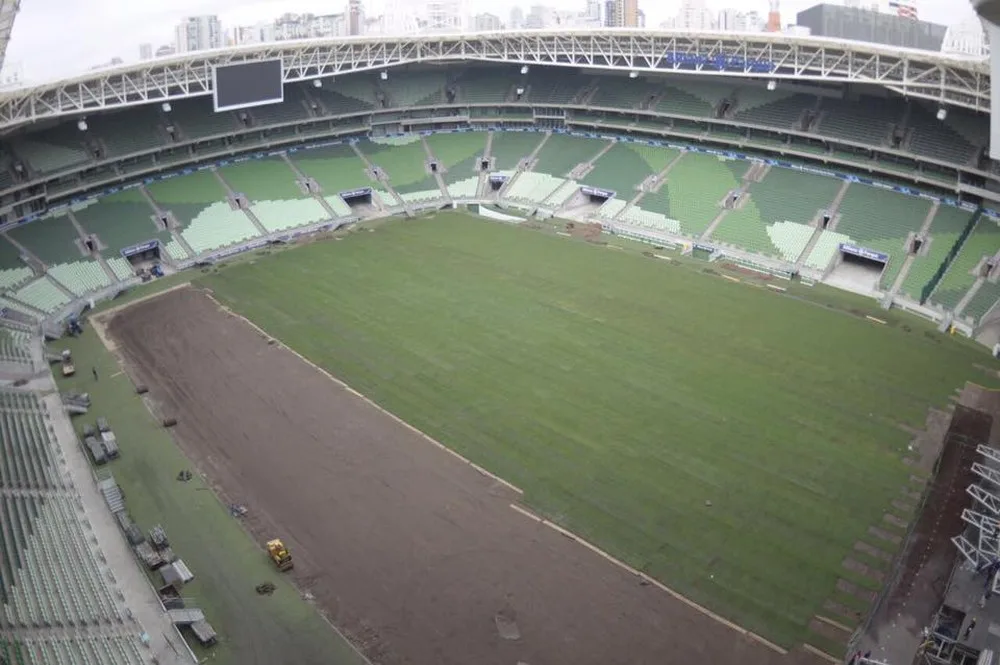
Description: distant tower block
766,0,781,31
348,0,363,35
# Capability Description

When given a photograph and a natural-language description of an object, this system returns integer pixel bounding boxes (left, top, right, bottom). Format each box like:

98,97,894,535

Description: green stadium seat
907,104,978,167
931,216,1000,309
12,278,69,314
180,202,262,254
70,189,169,258
505,172,565,205
583,143,680,197
0,328,31,365
220,157,304,201
899,205,974,300
447,176,480,199
618,206,681,235
655,80,734,118
145,171,228,234
803,229,852,271
963,281,1000,322
382,71,447,107
732,90,815,130
88,106,169,157
532,134,607,178
7,215,82,266
525,71,586,105
589,78,662,111
816,98,897,147
595,198,627,221
312,77,377,114
361,139,438,195
47,261,111,296
167,98,240,140
11,123,92,175
249,87,311,126
323,195,352,217
250,199,331,234
456,70,517,104
0,232,32,290
490,132,546,171
291,144,372,194
638,153,742,237
106,257,134,280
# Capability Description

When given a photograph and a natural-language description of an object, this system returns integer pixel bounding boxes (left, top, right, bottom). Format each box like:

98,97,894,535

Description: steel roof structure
0,29,990,132
0,0,20,76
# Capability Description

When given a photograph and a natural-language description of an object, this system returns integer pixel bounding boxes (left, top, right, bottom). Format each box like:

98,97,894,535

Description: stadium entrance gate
826,243,889,294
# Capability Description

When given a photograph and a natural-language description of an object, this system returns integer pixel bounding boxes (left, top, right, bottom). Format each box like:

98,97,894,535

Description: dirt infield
105,287,798,665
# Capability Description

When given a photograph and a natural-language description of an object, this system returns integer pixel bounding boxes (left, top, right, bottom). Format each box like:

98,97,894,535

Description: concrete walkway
38,378,194,665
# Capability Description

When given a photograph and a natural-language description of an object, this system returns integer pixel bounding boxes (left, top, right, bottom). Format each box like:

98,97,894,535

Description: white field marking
606,245,624,250
866,315,887,325
508,502,787,655
815,615,853,634
203,292,524,496
556,231,572,236
110,371,124,379
722,275,741,283
766,284,787,293
802,643,841,664
654,255,672,261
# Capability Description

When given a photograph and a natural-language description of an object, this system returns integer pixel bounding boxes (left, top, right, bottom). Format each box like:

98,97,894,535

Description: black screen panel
212,59,283,112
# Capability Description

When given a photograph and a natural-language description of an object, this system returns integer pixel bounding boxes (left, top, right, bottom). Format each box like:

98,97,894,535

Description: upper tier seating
71,189,170,257
88,106,168,158
249,86,311,126
525,71,587,105
456,69,517,104
490,131,546,171
655,80,734,118
290,144,372,194
382,71,447,107
732,89,815,130
11,123,93,176
167,98,240,140
930,216,1000,310
816,97,898,147
532,134,608,177
589,78,662,111
907,104,978,167
898,204,974,301
311,80,377,115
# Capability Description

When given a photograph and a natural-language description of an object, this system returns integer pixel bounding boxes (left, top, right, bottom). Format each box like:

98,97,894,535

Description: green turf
54,330,367,665
196,211,1000,648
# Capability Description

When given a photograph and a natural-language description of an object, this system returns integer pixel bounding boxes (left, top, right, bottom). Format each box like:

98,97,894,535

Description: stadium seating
595,198,627,221
962,280,1000,322
290,144,373,194
544,180,579,207
711,166,841,259
447,176,480,199
583,143,680,198
636,153,742,236
382,71,447,107
525,71,586,105
361,139,438,194
0,328,31,365
106,257,134,281
455,69,517,104
70,189,170,258
323,195,352,217
426,131,486,182
655,80,733,118
219,157,304,201
906,104,978,166
11,124,93,175
20,634,148,665
618,206,681,235
144,171,228,234
815,97,898,146
930,216,1000,310
0,235,32,292
252,199,330,234
47,261,112,296
490,131,546,171
898,205,974,301
943,107,990,152
249,87,311,126
164,239,189,262
166,98,240,140
180,202,262,254
834,185,932,287
532,134,608,177
6,215,82,266
803,228,852,271
505,172,566,205
732,90,815,130
87,106,168,157
589,78,662,111
12,278,70,314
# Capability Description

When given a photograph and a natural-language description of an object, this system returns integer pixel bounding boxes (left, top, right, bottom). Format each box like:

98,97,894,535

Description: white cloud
3,0,977,83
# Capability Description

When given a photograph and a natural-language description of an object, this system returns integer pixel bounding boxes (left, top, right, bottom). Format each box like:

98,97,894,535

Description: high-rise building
765,0,781,31
586,0,602,22
509,6,525,29
474,12,503,31
139,43,153,60
889,0,918,20
348,0,363,35
718,9,762,31
174,16,224,54
796,3,946,50
941,17,988,56
426,0,465,32
674,0,715,30
605,0,639,27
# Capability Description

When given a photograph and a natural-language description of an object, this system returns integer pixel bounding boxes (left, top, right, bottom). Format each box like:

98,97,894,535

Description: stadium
2,27,1000,665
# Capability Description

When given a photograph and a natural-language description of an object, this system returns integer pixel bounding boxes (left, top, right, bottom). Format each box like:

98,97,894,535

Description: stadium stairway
887,201,941,298
211,169,270,237
64,211,119,285
351,144,407,213
279,153,346,221
136,185,195,261
419,135,453,202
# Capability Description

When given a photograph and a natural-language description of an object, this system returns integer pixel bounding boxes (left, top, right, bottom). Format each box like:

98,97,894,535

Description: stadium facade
796,3,948,51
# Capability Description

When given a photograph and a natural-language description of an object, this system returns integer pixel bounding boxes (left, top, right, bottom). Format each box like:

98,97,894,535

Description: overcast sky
3,0,978,83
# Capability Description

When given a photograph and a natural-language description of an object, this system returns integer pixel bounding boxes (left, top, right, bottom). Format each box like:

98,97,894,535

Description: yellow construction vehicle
266,539,293,571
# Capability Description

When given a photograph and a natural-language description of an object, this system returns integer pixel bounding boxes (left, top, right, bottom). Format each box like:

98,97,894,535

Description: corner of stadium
3,29,1000,665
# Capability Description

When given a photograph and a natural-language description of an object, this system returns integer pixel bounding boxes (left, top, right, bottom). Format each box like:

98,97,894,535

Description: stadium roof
0,0,20,76
0,28,989,132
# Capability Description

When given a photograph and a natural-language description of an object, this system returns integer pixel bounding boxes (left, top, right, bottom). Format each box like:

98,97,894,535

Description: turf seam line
802,643,841,663
201,290,526,497
507,502,788,656
815,615,853,634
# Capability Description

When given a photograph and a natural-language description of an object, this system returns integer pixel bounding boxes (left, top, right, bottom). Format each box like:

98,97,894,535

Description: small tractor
61,350,75,377
266,539,293,572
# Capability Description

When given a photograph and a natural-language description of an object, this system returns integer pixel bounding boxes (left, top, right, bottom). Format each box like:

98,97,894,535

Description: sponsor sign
121,240,160,258
339,187,372,199
488,174,509,183
694,243,715,253
840,243,889,263
581,186,615,199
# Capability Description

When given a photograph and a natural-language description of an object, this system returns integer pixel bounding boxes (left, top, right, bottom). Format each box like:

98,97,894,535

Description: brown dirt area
106,287,803,665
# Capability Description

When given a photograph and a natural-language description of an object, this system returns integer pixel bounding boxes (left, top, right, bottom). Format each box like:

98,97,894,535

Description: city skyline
3,0,979,83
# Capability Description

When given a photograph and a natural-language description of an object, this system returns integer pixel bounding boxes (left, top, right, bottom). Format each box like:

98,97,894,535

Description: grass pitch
191,212,993,647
